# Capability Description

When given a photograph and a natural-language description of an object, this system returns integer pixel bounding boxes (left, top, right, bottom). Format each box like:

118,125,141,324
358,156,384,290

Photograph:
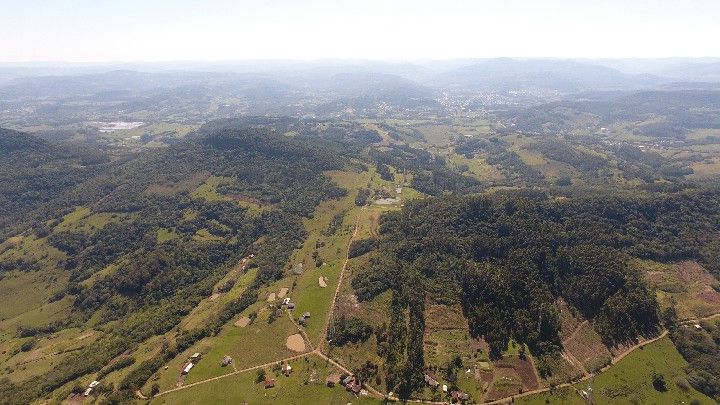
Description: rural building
190,352,201,361
83,388,93,397
442,384,448,393
341,375,354,386
221,356,232,366
89,380,100,388
451,391,470,402
264,378,276,389
182,363,194,374
424,372,439,387
283,297,291,305
347,382,362,396
282,363,293,376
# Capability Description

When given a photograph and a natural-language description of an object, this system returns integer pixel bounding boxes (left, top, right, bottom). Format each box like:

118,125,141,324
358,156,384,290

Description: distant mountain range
2,58,720,98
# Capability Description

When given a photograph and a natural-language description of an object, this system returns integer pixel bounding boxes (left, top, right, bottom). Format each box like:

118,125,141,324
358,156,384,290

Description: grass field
518,336,715,404
151,355,378,405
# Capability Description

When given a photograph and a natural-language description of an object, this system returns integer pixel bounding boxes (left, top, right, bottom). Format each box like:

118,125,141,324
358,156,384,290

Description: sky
1,0,719,62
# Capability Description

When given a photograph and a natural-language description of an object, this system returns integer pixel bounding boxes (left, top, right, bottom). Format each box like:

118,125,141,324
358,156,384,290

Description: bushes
355,188,371,206
348,238,376,258
330,316,373,346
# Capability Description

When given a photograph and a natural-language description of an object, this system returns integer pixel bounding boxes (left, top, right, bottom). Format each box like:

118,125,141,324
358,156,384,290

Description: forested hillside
0,126,353,404
351,189,720,398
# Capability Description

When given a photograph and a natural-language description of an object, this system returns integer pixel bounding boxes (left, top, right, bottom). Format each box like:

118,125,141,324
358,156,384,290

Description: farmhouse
424,372,439,387
347,382,362,396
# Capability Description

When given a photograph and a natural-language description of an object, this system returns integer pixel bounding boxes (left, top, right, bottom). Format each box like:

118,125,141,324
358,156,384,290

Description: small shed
264,378,276,389
89,380,100,388
190,352,201,361
182,363,194,374
341,375,354,386
302,312,310,318
221,356,233,366
83,388,93,397
424,372,439,387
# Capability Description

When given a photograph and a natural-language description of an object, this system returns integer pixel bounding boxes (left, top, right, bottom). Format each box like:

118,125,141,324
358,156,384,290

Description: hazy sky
1,0,719,62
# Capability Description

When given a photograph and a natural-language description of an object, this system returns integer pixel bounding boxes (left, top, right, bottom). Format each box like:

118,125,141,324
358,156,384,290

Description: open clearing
285,334,306,352
234,317,250,328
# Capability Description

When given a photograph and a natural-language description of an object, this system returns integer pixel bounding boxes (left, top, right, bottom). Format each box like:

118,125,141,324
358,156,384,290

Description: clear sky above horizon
1,0,718,62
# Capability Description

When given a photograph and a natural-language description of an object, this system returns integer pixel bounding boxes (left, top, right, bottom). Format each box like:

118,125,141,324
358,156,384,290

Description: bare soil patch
278,287,289,298
676,261,716,284
267,292,276,302
318,276,327,288
286,333,306,352
557,298,584,340
425,304,468,332
234,317,250,328
209,293,220,301
495,356,539,391
563,321,612,372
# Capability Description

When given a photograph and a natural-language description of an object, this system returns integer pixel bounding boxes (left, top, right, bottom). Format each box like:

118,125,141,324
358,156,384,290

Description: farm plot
563,322,612,373
642,259,720,320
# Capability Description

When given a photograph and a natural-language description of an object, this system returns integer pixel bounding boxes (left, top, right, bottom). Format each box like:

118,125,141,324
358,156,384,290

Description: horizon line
2,56,720,66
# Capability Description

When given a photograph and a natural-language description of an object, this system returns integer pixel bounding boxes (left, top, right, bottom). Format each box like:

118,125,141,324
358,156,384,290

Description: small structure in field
341,375,354,386
282,363,293,376
182,363,194,375
264,378,276,389
424,372,439,387
347,382,362,396
221,356,233,366
442,384,448,393
190,352,201,361
83,388,93,397
451,391,470,402
326,373,341,387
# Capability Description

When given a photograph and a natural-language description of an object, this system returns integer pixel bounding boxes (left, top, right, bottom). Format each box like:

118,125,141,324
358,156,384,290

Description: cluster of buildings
339,374,363,396
424,371,470,403
182,352,202,375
